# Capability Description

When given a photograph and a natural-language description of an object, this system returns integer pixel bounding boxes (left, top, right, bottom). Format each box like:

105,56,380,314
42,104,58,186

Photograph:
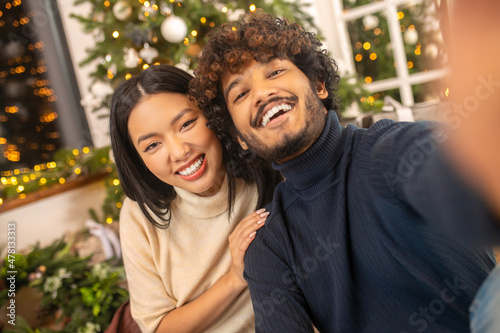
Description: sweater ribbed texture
120,175,258,333
244,111,499,333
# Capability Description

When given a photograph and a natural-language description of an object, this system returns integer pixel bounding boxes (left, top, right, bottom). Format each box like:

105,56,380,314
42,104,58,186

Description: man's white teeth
261,104,292,127
178,156,204,176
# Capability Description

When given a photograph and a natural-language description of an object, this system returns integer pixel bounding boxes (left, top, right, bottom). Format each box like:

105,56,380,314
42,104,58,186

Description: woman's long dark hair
110,64,281,229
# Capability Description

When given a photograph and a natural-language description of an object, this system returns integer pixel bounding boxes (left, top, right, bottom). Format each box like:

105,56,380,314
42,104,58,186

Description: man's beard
236,89,327,163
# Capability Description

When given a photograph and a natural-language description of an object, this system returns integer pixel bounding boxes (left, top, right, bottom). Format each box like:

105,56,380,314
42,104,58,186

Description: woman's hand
227,208,270,289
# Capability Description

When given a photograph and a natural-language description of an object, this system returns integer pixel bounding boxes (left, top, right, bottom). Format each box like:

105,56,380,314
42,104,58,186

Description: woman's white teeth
261,104,292,128
178,156,204,176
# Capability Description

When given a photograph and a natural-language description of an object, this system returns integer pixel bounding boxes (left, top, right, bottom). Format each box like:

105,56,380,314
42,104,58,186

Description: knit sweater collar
272,111,344,190
173,174,231,218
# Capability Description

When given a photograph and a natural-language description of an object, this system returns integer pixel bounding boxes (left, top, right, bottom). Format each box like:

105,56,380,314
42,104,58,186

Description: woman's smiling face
127,92,225,196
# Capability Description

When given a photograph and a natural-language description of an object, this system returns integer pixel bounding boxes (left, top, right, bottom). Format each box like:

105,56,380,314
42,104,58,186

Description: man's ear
237,137,249,150
316,80,328,99
230,129,249,150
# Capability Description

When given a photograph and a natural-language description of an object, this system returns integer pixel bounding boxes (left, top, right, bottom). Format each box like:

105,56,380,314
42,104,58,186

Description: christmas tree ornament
186,43,202,56
424,43,439,59
159,1,172,15
363,15,379,31
93,31,105,43
126,24,150,46
93,12,105,23
112,1,133,21
109,63,117,75
124,48,140,68
227,8,245,21
161,15,188,43
404,29,419,45
5,41,24,58
139,44,159,63
139,3,158,21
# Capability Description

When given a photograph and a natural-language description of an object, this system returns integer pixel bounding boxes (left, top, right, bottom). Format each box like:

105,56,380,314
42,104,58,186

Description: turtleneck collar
173,173,232,218
272,111,344,190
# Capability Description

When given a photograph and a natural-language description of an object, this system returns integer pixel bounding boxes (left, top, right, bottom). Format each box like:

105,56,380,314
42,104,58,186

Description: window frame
329,0,449,106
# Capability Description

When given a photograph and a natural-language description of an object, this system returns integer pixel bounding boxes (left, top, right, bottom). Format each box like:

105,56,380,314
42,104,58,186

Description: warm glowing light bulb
249,4,256,12
112,31,119,38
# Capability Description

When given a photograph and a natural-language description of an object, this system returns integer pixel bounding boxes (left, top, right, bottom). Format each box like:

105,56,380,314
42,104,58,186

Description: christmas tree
71,0,318,116
342,0,447,104
0,0,63,171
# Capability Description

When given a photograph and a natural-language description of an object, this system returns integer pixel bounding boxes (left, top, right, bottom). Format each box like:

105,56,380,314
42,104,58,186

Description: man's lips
252,96,298,128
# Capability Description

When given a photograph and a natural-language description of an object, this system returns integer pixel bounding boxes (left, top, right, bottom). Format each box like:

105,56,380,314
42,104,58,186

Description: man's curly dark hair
190,12,341,164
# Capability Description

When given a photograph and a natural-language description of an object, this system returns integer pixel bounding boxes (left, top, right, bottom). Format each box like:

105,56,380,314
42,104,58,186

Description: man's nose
252,78,279,108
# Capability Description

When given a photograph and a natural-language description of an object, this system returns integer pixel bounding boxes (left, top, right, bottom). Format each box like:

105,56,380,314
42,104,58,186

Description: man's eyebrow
224,77,241,101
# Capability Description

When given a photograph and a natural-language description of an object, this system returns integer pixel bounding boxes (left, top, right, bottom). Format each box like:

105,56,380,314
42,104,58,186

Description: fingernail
255,208,266,214
249,231,257,238
259,212,270,218
257,218,266,224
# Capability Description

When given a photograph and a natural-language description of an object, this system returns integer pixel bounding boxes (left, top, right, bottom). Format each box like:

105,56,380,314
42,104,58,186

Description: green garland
1,237,128,333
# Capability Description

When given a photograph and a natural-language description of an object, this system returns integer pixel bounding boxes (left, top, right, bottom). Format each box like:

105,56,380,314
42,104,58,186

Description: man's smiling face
221,57,329,163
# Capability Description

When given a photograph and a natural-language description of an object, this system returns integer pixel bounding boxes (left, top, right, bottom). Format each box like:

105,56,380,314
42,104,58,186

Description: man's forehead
221,55,290,84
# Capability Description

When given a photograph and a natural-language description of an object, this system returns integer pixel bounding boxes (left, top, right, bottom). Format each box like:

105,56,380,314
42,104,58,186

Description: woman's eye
181,118,197,130
145,142,160,152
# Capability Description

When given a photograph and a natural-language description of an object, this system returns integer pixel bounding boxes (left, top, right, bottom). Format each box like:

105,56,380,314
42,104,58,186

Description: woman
109,65,281,333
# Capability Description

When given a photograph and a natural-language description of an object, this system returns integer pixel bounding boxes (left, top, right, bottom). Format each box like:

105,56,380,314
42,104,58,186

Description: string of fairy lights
1,0,62,171
0,146,123,225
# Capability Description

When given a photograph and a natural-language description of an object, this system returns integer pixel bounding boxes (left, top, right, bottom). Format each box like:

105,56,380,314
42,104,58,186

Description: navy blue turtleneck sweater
244,111,500,332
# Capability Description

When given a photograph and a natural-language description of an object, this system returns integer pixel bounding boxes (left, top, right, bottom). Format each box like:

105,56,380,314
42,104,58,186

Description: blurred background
0,0,450,331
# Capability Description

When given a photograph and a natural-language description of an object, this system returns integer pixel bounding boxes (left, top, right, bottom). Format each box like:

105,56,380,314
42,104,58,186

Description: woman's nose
166,136,189,162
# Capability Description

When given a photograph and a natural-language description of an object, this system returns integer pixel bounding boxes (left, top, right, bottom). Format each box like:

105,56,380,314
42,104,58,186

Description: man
190,10,500,333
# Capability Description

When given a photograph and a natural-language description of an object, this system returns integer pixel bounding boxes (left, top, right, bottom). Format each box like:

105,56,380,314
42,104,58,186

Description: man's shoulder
245,200,290,265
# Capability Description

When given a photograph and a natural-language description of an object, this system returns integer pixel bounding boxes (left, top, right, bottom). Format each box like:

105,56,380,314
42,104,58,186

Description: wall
57,0,110,148
0,180,106,251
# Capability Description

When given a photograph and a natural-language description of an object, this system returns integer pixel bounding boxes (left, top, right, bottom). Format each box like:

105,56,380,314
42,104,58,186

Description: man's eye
234,91,248,103
145,142,160,152
270,69,283,77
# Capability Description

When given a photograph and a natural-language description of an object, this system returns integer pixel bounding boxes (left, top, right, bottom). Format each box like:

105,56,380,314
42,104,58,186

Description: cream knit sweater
120,176,258,333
